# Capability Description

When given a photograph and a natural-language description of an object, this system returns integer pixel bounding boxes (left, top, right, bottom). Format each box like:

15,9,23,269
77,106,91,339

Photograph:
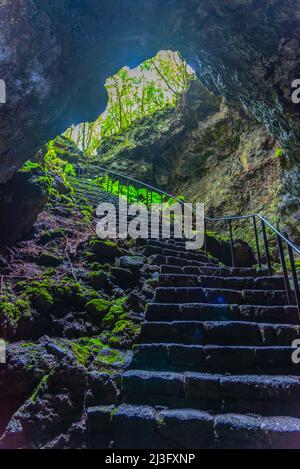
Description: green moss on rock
101,297,127,329
108,320,141,349
0,297,31,325
38,252,64,267
25,286,54,313
90,239,122,260
39,229,66,245
86,299,112,324
89,270,110,289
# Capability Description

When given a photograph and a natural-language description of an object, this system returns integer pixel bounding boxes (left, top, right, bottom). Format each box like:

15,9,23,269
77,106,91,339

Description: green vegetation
89,270,110,289
86,298,112,317
31,369,55,403
0,297,31,325
68,337,105,366
90,173,184,206
108,320,141,348
66,50,195,156
275,147,284,158
102,297,127,329
56,337,127,369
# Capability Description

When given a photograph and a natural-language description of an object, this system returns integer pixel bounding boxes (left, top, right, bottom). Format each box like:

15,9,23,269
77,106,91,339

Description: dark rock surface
0,170,50,246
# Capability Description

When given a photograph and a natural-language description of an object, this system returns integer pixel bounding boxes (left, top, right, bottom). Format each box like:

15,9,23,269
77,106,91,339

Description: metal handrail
73,164,300,319
75,165,300,253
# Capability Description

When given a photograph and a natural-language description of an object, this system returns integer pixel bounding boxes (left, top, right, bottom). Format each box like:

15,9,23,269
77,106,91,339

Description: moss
44,268,56,277
111,267,135,288
68,337,104,366
25,286,54,313
90,262,110,272
101,296,127,329
31,369,55,403
19,277,95,312
90,239,122,259
81,209,93,223
86,298,112,317
108,320,141,349
93,347,127,368
83,251,96,259
146,278,158,288
39,229,66,245
275,148,284,158
20,342,36,348
89,270,110,289
38,252,64,267
0,297,31,325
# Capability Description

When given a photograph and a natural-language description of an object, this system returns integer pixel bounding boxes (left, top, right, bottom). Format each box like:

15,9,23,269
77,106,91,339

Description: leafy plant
65,50,195,156
92,174,184,206
275,148,284,158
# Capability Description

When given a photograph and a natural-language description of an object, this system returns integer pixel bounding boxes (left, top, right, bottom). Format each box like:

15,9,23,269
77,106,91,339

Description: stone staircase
87,237,300,449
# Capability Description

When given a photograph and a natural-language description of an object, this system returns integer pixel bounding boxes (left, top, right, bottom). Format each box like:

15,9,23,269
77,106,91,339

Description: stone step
136,238,198,250
154,287,291,306
146,303,300,324
158,274,286,290
131,344,300,374
150,254,218,268
160,264,269,277
122,370,300,417
139,321,300,346
141,245,219,264
87,404,300,449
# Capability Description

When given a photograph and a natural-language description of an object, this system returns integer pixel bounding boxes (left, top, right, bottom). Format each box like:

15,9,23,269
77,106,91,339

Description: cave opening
63,50,196,157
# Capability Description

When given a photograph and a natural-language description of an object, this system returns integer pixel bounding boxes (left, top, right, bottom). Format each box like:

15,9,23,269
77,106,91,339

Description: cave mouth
62,50,196,158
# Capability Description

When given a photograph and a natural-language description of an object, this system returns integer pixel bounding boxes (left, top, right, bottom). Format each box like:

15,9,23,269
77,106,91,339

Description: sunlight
65,50,195,156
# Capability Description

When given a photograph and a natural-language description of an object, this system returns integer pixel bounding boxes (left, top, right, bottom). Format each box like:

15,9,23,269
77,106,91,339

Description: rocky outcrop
0,168,51,246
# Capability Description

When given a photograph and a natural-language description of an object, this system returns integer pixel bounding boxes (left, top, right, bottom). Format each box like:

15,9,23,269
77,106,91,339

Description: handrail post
253,215,262,268
277,234,292,305
229,220,235,267
288,245,300,321
261,219,272,276
204,219,207,255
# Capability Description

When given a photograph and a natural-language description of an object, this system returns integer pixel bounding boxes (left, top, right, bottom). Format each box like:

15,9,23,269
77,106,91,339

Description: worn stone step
122,370,300,417
158,274,286,291
214,413,300,448
136,238,201,251
150,254,217,268
131,344,300,374
160,264,269,277
146,303,300,324
87,404,215,449
87,404,300,449
154,287,291,306
139,321,300,346
141,245,218,264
